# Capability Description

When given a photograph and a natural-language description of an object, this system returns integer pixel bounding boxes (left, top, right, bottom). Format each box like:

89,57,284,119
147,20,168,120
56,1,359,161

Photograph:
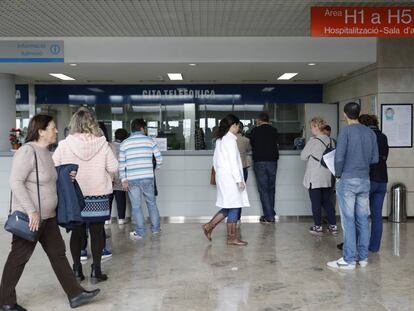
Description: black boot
0,304,27,311
73,264,85,282
69,289,100,308
90,264,108,284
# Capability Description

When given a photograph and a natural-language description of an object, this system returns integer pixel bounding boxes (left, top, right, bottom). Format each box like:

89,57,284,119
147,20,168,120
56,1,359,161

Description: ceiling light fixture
49,73,75,81
167,73,183,81
277,73,298,80
308,63,316,66
69,63,77,66
189,63,197,66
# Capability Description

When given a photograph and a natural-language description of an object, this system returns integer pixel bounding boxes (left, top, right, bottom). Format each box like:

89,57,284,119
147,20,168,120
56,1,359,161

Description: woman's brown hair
25,115,54,143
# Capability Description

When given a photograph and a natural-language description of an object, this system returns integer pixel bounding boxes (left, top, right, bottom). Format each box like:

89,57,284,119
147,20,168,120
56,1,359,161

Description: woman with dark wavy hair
202,114,250,246
0,115,99,311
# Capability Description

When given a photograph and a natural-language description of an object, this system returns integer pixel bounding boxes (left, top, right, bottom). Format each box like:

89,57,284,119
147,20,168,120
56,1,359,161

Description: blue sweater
334,124,379,180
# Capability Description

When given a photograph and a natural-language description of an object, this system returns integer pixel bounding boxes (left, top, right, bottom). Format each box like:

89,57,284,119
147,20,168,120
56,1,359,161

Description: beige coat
10,143,58,220
53,134,118,196
300,135,333,189
236,133,252,168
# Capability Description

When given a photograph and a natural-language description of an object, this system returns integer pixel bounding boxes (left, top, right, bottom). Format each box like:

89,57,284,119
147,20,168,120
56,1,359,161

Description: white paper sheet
323,149,336,176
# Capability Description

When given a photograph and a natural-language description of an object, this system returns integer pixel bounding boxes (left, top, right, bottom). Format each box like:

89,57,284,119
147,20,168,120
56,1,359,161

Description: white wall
0,153,312,222
0,37,376,63
323,38,414,216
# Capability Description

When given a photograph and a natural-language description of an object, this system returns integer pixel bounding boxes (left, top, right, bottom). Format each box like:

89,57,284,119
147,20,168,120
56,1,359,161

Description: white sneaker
327,257,356,270
358,259,368,267
118,219,127,225
129,231,143,240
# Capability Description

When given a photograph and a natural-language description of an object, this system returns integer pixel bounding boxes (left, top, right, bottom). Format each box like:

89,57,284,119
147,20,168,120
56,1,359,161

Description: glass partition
36,102,305,151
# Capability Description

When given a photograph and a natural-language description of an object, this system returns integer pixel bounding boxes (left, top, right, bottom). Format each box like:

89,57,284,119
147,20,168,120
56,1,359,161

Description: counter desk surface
0,150,312,221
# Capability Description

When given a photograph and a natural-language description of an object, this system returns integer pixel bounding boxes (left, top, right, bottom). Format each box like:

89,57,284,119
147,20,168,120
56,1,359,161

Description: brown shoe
227,223,248,246
202,211,226,241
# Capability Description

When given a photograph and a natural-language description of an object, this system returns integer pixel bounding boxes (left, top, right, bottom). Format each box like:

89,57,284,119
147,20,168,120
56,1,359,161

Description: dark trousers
253,161,277,221
108,191,127,219
308,186,336,226
243,168,248,182
71,223,105,267
369,182,387,252
0,218,83,304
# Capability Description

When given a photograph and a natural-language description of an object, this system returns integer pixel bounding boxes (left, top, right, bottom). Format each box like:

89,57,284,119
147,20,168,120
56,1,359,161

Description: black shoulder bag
4,145,41,242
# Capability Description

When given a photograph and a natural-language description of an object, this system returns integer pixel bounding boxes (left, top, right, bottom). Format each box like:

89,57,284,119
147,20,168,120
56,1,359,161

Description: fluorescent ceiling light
111,107,123,114
68,95,96,102
308,63,316,66
262,87,275,92
49,73,75,81
189,63,197,66
109,95,124,103
167,73,183,81
88,87,104,93
277,73,298,80
132,105,160,113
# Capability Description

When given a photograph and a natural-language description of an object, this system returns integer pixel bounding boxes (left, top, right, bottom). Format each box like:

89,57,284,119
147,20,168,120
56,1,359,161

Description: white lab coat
213,132,250,209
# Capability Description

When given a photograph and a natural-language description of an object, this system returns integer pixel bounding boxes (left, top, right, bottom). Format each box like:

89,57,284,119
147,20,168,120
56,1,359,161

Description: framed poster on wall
381,104,413,148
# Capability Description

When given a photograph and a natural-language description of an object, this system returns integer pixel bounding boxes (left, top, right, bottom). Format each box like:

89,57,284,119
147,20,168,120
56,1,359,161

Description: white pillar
0,74,15,152
28,84,36,118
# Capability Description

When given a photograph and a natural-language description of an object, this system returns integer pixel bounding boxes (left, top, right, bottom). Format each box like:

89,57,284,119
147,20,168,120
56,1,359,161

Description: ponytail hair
214,114,240,139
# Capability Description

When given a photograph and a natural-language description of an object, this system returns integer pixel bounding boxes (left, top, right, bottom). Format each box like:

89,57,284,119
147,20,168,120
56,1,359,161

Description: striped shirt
118,132,162,181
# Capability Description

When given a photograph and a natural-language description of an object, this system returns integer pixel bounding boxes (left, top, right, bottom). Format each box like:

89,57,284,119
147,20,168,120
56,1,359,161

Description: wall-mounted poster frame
381,104,413,148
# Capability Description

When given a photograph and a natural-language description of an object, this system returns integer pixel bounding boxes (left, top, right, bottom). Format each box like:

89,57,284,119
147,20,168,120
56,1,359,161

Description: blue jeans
219,208,241,223
336,178,371,263
369,182,387,252
253,161,277,221
128,179,161,237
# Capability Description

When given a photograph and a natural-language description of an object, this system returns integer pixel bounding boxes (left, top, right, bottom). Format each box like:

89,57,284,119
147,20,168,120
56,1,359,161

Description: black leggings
71,223,105,267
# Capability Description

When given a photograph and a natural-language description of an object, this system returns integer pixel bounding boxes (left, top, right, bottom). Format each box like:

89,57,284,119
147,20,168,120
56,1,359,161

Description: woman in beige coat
300,117,337,235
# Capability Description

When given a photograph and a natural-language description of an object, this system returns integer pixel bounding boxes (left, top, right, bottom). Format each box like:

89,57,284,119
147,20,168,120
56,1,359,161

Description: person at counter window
110,128,130,225
300,117,337,235
236,122,252,183
327,102,378,271
0,115,100,311
250,112,279,223
202,114,250,246
118,119,162,240
53,108,118,284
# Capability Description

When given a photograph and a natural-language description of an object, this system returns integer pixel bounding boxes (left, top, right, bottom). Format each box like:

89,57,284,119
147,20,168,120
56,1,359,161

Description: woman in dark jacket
359,114,389,252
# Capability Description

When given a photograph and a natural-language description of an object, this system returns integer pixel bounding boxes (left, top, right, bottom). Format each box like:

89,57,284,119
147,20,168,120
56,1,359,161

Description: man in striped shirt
119,119,162,240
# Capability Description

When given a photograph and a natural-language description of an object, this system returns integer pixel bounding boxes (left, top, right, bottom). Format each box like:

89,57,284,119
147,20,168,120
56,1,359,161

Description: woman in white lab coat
202,114,250,246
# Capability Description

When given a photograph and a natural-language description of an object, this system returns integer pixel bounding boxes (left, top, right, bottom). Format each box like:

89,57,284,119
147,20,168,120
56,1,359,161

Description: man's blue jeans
128,179,161,237
336,178,370,264
253,161,278,221
369,181,387,252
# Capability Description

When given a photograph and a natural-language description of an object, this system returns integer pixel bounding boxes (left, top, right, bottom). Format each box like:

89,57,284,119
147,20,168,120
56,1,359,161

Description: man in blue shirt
327,102,378,270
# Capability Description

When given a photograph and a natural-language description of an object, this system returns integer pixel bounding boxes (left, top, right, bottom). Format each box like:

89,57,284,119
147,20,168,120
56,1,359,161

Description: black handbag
4,145,41,242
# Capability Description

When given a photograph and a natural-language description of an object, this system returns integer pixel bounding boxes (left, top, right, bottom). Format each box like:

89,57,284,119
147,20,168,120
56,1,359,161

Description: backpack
311,138,335,168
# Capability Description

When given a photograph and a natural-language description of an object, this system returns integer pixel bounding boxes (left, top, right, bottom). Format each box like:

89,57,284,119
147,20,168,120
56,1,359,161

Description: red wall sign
311,7,414,37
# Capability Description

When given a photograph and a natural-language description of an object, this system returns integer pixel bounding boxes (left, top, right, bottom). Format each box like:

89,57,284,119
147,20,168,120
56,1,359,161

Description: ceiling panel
0,62,372,84
0,0,413,37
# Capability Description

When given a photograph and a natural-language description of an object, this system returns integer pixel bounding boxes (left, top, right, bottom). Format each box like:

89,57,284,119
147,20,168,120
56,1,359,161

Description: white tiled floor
0,220,413,311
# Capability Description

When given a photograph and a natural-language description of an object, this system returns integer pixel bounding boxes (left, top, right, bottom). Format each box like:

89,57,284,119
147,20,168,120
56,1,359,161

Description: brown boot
202,212,226,241
227,223,248,246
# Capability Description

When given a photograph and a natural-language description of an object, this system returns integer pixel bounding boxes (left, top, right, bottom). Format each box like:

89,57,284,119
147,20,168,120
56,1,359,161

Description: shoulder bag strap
310,138,328,163
9,144,41,218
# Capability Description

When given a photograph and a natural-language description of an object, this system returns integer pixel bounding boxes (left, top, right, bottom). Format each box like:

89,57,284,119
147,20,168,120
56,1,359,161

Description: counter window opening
34,102,305,151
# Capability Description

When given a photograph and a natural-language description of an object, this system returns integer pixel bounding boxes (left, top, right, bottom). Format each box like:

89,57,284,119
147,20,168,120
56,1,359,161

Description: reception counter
0,150,316,222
